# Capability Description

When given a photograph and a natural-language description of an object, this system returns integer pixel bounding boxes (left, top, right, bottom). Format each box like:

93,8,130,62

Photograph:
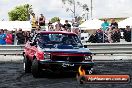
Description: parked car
23,31,94,77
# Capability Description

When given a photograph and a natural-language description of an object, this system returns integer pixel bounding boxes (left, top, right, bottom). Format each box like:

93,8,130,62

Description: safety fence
0,43,132,55
83,43,132,54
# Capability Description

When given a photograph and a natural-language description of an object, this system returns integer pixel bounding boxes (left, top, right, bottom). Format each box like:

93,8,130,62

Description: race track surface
0,56,132,88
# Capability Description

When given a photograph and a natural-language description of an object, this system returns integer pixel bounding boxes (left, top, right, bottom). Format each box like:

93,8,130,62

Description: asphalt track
0,56,132,88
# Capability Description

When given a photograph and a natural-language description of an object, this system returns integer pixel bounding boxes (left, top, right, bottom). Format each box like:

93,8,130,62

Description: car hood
43,48,92,54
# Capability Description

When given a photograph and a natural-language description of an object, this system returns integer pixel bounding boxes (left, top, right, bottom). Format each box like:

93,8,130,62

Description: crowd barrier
0,43,132,55
83,43,132,54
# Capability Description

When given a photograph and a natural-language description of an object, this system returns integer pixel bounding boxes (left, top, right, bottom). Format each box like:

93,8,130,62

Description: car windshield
38,33,83,48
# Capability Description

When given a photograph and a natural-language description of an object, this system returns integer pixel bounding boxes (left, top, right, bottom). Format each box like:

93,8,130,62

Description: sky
0,0,132,21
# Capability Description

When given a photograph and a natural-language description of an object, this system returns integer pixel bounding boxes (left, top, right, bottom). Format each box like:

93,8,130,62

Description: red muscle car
23,31,94,78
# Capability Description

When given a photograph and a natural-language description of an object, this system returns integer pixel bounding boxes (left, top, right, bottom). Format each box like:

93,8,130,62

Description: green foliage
50,17,60,23
8,4,33,21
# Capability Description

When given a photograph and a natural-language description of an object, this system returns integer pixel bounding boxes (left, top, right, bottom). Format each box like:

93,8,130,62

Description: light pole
91,0,93,19
86,7,89,20
73,0,76,18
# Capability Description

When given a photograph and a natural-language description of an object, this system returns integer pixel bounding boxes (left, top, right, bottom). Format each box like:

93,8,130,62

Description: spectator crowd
0,13,132,45
0,29,30,45
88,19,132,43
0,13,80,45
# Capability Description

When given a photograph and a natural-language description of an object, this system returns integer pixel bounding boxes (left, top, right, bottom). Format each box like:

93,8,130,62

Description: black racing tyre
23,56,31,73
31,59,41,78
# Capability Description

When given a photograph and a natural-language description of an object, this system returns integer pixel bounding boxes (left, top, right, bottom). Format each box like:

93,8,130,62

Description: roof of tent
118,17,132,28
0,21,32,31
79,19,103,30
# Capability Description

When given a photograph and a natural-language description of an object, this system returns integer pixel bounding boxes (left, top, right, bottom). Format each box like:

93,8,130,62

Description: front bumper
39,60,94,72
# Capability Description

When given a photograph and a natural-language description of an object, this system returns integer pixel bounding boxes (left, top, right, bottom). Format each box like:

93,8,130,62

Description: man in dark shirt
16,29,25,45
123,26,131,42
39,14,45,26
63,20,71,31
110,19,118,29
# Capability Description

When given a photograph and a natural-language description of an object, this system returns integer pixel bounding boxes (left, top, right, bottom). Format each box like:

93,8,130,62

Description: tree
50,17,60,23
8,4,33,21
24,4,33,20
61,0,89,19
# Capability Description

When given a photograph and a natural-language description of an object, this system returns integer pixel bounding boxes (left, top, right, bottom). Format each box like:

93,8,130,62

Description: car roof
37,31,77,35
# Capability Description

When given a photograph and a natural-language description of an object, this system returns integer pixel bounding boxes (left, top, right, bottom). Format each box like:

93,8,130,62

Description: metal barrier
0,43,132,55
0,45,24,55
83,43,132,54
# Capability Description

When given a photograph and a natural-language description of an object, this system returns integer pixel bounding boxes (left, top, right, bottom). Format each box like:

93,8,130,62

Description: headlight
84,56,92,61
44,53,51,59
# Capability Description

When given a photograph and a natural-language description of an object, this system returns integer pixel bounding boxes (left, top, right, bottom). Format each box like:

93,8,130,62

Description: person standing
101,19,109,42
96,29,103,43
31,13,37,34
31,13,37,28
73,28,81,38
39,14,45,28
111,28,121,43
72,17,80,27
88,33,98,43
55,19,63,31
110,19,118,29
63,20,71,32
0,29,6,45
107,27,113,43
101,19,109,31
123,26,131,42
5,31,13,44
48,22,54,31
16,29,25,45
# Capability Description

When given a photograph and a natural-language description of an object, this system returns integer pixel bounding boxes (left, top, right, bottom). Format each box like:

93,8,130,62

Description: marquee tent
79,19,103,30
0,21,32,31
118,17,132,28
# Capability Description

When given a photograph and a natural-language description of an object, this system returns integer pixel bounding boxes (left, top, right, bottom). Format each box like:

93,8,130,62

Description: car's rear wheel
31,59,41,78
23,56,31,73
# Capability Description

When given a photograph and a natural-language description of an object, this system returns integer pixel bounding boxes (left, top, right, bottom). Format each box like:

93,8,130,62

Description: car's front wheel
23,56,31,73
31,59,41,78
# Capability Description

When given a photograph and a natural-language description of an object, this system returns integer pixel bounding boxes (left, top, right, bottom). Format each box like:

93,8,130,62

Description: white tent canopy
79,19,103,30
118,17,132,28
0,21,32,31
